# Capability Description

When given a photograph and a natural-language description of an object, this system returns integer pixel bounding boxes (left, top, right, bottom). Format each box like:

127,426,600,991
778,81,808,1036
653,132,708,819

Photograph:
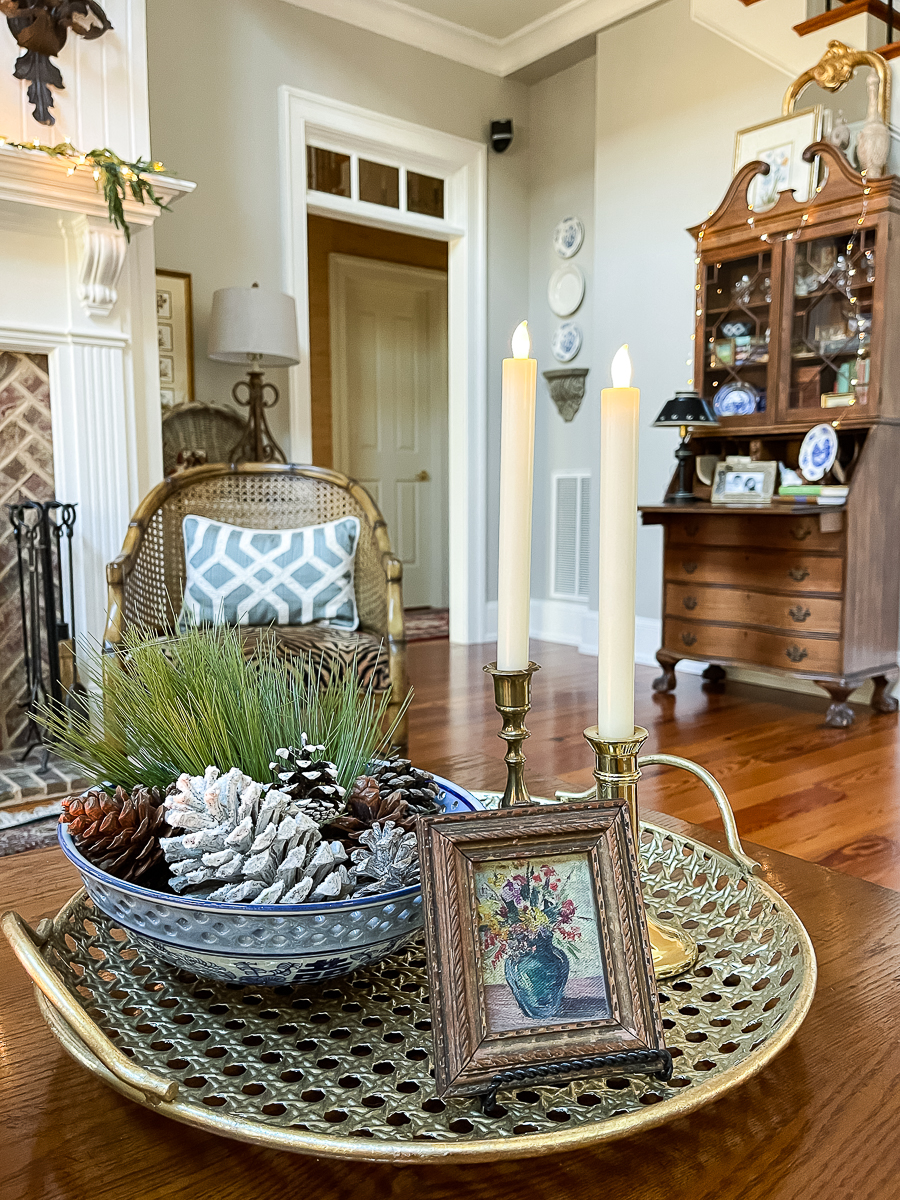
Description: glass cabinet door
701,250,773,422
787,228,875,414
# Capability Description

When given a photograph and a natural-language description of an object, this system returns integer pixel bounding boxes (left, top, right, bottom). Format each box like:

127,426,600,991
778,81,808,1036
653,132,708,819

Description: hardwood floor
407,639,900,890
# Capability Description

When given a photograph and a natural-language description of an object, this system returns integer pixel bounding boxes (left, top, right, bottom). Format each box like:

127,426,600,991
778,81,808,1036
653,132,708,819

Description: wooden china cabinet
642,143,900,726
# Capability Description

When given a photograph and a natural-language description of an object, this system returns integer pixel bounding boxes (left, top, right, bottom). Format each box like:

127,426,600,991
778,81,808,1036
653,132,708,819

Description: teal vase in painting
504,933,570,1019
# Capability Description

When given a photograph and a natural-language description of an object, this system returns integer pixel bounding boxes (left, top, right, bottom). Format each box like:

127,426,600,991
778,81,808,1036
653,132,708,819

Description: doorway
330,255,448,610
306,215,449,613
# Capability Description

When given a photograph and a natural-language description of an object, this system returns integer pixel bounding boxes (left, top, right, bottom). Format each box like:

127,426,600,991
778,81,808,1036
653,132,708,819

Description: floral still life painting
476,853,611,1032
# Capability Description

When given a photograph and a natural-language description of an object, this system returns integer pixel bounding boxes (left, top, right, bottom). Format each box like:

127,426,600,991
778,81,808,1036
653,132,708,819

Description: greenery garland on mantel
0,136,170,241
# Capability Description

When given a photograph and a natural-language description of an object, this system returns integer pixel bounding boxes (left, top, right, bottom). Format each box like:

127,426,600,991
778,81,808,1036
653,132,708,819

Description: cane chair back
120,467,388,637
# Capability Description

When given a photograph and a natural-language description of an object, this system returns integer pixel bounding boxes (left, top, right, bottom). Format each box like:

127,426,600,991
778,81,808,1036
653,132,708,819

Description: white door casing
279,87,486,643
330,256,448,609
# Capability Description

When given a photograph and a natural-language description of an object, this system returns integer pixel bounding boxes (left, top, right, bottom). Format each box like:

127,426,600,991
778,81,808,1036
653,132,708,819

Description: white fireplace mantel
0,142,196,659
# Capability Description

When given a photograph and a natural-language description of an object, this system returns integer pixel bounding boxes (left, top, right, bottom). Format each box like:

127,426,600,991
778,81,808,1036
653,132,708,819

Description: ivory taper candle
497,321,537,671
598,344,640,738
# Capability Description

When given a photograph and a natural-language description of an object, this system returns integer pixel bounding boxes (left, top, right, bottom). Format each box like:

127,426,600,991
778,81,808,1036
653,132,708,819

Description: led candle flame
611,343,633,388
598,345,640,738
511,320,531,359
497,321,537,671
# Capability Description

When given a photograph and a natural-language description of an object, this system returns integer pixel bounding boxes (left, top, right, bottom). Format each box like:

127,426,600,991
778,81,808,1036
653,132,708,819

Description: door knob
415,469,431,482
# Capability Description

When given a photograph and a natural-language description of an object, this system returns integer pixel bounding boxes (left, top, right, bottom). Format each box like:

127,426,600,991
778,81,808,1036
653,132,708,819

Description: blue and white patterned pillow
180,514,361,630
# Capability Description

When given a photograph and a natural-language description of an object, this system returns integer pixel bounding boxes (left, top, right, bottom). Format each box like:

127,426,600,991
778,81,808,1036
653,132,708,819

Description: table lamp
208,283,301,463
652,390,719,504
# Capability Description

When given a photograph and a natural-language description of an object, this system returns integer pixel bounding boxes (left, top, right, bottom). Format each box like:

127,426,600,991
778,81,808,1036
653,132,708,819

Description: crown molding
277,0,658,75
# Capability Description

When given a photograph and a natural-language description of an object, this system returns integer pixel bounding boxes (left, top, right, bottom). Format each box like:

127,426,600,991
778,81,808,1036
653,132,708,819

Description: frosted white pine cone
349,820,420,898
160,766,351,904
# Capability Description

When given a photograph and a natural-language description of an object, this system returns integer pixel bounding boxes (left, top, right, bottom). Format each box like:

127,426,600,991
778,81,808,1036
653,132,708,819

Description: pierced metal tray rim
26,820,817,1164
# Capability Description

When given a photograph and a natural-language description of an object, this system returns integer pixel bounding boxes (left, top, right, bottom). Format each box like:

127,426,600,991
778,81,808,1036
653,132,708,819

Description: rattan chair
161,402,246,476
103,463,408,749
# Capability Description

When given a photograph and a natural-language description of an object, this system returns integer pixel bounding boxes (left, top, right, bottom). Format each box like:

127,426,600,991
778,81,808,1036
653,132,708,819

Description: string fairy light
0,135,170,240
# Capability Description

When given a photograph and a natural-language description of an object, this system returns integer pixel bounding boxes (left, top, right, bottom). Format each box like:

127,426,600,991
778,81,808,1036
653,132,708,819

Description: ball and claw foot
652,651,679,694
702,664,727,693
871,673,899,715
819,681,856,728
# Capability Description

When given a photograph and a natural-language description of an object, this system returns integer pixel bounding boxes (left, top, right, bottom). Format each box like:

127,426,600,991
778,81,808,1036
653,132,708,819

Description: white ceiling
279,0,658,75
399,0,575,41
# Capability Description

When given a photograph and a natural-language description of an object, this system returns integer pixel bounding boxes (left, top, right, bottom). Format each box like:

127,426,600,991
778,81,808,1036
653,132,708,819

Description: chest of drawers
641,493,900,727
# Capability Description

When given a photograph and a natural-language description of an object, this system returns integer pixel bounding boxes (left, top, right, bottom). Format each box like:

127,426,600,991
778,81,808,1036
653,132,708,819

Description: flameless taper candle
597,345,640,739
497,321,537,671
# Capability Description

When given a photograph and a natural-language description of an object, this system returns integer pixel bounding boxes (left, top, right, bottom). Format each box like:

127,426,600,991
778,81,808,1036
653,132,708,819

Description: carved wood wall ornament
0,1,112,126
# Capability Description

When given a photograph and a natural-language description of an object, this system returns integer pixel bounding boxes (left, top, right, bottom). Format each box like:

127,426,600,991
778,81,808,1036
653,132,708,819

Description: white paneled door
330,255,448,609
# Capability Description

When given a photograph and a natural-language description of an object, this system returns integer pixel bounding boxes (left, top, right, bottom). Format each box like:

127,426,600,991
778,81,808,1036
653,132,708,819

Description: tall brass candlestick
484,662,540,807
583,724,698,978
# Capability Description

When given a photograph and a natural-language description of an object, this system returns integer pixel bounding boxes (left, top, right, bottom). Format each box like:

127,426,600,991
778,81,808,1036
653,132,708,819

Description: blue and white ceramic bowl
58,774,482,986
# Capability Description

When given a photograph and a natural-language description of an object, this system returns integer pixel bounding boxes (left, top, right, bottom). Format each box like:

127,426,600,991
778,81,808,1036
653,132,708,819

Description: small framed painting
418,800,666,1099
156,270,195,407
734,107,822,211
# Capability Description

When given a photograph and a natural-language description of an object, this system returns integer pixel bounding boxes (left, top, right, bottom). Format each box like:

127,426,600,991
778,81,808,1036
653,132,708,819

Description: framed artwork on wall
156,270,195,409
734,107,822,211
417,800,668,1100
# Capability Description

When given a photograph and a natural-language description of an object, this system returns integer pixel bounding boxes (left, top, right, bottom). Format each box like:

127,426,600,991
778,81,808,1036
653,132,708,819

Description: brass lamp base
484,662,541,807
583,725,698,979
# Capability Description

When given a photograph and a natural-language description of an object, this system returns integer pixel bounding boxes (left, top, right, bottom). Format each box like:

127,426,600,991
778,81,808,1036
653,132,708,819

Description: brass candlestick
484,662,540,807
583,725,698,979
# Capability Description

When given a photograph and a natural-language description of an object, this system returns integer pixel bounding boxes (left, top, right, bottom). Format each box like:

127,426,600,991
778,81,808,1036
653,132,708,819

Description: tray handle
637,754,760,876
1,909,178,1105
555,755,760,876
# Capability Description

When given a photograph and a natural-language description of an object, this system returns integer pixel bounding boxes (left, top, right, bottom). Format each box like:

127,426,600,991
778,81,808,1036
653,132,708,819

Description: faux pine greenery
43,625,409,794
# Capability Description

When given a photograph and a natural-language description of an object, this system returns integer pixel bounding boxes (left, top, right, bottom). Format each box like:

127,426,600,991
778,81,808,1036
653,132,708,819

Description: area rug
404,608,449,642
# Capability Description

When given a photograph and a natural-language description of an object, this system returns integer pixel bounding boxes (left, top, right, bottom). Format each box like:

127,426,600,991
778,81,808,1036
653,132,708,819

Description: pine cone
349,821,420,897
161,766,350,904
269,738,346,826
323,776,415,845
60,785,169,883
369,757,442,813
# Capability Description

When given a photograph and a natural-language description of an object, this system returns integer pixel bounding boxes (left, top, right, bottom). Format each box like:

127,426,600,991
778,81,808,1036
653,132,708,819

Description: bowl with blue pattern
58,773,482,986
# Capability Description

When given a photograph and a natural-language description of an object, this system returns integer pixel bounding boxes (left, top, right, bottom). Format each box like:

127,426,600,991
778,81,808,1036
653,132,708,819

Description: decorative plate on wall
798,422,838,481
551,322,583,362
713,381,761,417
548,263,585,317
552,215,584,258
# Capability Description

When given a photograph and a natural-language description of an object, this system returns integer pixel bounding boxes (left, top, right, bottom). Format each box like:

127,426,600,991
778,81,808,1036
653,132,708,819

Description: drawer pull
789,605,811,623
788,566,810,582
683,595,698,611
786,645,809,664
790,524,812,542
684,522,699,538
682,561,698,575
681,631,698,647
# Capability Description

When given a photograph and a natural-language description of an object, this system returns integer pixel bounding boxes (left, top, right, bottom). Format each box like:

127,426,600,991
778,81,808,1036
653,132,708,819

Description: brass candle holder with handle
484,662,541,807
560,725,761,979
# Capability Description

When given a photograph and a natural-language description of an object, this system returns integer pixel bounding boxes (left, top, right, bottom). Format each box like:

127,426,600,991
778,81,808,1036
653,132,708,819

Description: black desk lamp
653,391,719,504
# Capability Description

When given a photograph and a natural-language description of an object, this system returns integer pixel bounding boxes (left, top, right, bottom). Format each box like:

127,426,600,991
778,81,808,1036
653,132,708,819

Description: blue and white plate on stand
551,322,582,362
714,382,761,417
799,423,838,481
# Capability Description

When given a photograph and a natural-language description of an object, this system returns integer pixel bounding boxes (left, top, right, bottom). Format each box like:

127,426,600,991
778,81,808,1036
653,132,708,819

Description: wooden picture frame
155,270,195,409
417,800,666,1100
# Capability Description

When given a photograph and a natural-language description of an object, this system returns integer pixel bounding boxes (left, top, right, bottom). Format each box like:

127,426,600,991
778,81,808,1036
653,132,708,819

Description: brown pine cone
369,757,442,813
323,776,416,845
61,784,170,883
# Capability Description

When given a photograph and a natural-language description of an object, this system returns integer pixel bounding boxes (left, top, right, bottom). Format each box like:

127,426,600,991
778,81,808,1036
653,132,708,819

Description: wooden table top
2,820,899,1200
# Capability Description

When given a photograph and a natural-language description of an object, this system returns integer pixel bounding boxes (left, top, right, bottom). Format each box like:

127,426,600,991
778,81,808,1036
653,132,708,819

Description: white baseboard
483,598,585,647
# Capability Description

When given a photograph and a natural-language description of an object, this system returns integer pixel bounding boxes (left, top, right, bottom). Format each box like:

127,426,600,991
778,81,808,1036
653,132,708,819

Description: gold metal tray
2,818,815,1163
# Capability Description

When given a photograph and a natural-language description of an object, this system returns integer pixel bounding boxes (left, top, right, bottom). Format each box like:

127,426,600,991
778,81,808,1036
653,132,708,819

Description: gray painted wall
147,0,530,609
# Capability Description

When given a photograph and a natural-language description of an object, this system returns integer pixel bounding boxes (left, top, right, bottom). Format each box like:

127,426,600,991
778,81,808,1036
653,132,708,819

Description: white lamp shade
208,285,300,367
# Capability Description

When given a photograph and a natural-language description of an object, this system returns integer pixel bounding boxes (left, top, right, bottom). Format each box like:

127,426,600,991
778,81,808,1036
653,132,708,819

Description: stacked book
776,485,849,507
